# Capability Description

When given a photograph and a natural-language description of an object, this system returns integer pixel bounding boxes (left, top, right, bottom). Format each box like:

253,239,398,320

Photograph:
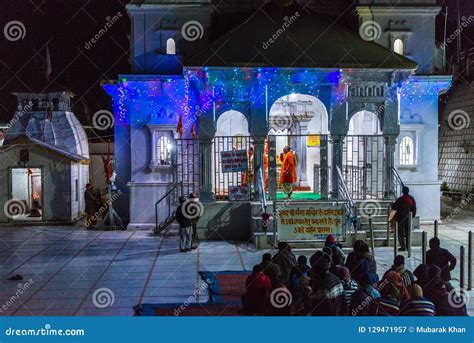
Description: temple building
104,0,451,245
0,92,90,223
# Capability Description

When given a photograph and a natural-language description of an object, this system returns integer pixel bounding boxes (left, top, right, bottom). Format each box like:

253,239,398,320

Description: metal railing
255,165,267,212
154,181,183,234
390,166,405,198
336,166,357,233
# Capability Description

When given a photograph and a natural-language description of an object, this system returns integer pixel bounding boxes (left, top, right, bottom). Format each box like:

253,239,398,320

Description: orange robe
279,151,297,184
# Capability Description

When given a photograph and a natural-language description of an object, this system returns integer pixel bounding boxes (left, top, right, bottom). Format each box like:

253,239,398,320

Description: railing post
407,212,412,258
369,215,375,254
468,231,472,291
422,231,427,264
394,222,398,259
434,219,438,238
386,203,391,247
460,246,465,289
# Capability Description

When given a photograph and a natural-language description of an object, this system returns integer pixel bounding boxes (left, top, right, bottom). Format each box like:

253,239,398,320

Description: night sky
0,0,473,128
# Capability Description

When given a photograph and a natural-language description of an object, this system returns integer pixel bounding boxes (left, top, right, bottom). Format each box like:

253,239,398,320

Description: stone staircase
356,199,422,247
356,199,392,247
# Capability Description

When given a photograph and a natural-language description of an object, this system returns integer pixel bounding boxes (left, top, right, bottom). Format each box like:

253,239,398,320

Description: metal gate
212,136,253,199
342,135,385,199
173,138,201,198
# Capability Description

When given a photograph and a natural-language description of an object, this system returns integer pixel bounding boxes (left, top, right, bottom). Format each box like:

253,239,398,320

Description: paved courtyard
0,208,473,316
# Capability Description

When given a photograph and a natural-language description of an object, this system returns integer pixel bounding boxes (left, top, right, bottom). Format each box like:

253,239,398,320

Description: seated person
400,284,435,316
242,264,272,315
260,253,281,288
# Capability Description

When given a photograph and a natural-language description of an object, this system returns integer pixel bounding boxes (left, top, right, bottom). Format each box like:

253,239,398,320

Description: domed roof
186,2,417,69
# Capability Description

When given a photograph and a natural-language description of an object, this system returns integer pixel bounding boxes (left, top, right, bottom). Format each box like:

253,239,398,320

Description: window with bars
399,136,414,165
157,136,171,165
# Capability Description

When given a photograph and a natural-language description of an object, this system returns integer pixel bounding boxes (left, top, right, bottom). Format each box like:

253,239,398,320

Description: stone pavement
0,209,473,316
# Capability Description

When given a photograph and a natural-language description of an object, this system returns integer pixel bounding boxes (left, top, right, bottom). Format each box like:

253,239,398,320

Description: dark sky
0,0,473,126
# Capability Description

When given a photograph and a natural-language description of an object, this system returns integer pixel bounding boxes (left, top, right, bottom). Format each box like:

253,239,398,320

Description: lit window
157,136,171,165
394,39,404,55
166,38,176,55
399,136,414,165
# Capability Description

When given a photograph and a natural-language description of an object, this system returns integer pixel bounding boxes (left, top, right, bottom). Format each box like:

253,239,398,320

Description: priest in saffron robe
279,146,297,199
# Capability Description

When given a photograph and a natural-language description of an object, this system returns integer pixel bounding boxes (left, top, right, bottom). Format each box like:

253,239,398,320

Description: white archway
213,110,250,198
268,94,330,195
216,110,249,136
348,110,382,135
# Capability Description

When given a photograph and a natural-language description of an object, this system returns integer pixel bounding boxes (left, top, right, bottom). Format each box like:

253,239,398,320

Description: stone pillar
384,135,397,198
331,135,344,198
298,122,309,188
268,135,277,201
200,137,213,202
253,136,265,199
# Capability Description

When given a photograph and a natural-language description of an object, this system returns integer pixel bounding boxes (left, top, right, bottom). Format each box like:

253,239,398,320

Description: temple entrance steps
354,199,422,248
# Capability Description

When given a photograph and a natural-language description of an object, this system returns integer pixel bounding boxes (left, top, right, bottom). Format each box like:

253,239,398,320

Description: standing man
84,183,97,229
279,146,297,199
175,196,193,252
392,186,417,251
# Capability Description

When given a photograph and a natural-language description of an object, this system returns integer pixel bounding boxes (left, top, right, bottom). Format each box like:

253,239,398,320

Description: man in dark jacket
392,186,417,251
426,237,457,281
84,183,97,229
175,196,193,252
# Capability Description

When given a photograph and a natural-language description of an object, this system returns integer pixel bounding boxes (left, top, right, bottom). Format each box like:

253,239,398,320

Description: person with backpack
392,186,417,251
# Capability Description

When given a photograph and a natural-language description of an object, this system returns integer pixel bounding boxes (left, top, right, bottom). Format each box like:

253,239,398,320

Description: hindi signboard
228,185,250,201
277,204,345,241
307,135,321,147
220,150,248,173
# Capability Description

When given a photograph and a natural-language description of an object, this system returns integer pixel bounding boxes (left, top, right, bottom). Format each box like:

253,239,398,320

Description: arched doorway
268,94,329,199
344,110,384,198
213,110,252,198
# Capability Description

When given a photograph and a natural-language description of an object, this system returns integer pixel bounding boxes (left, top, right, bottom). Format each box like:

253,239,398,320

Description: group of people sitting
241,235,466,316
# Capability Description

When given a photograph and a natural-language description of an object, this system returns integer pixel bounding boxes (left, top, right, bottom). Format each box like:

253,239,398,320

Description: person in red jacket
392,186,417,251
242,264,272,315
